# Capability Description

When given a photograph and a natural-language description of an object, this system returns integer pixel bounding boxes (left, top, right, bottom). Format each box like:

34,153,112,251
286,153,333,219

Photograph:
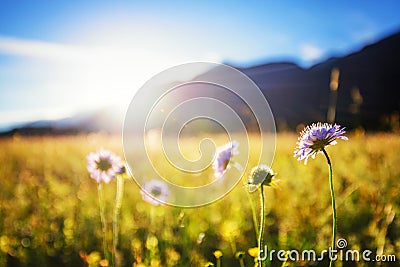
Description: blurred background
0,0,399,134
0,1,400,267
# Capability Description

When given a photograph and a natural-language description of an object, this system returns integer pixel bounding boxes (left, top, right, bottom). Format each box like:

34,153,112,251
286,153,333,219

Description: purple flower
295,123,348,164
141,179,169,206
86,148,124,183
212,140,239,178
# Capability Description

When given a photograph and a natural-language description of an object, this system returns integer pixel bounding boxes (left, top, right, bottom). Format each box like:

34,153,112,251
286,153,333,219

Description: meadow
0,132,399,267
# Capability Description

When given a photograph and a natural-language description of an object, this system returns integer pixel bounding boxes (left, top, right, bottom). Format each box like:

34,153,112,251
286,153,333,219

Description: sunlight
0,31,219,124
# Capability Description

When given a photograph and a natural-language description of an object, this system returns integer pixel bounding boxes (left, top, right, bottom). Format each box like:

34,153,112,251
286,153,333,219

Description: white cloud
202,51,222,63
0,35,232,128
346,11,378,43
300,44,324,61
0,36,163,122
351,29,377,43
0,36,90,61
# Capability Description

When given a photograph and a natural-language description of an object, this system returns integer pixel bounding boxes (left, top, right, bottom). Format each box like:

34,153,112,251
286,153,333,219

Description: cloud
202,51,222,63
346,11,378,43
0,35,229,128
0,36,155,120
351,29,377,43
300,44,324,61
0,36,89,61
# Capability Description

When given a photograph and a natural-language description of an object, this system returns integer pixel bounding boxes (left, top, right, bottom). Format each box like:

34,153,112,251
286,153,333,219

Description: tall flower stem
323,148,336,267
150,205,156,230
258,186,265,267
228,236,237,255
112,176,124,267
246,190,260,239
98,183,110,264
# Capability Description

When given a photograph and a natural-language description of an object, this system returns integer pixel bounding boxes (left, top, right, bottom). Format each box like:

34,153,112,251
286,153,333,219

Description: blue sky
0,0,399,128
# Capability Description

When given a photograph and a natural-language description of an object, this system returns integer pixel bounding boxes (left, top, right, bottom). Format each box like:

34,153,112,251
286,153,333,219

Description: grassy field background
0,133,399,267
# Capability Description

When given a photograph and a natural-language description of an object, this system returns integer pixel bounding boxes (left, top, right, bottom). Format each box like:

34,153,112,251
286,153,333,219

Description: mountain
2,31,399,136
0,108,124,136
237,31,400,131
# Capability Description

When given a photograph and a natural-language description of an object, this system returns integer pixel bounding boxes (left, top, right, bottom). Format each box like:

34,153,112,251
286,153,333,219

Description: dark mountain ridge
238,31,400,131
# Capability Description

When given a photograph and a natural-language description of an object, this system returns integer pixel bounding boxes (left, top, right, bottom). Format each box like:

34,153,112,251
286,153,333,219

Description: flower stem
232,161,244,172
113,176,124,267
259,186,265,267
246,189,260,239
323,148,336,267
98,183,110,264
228,235,237,255
239,258,245,267
150,205,155,230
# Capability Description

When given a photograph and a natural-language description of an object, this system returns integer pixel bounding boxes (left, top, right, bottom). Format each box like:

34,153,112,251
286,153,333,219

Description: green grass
0,133,399,267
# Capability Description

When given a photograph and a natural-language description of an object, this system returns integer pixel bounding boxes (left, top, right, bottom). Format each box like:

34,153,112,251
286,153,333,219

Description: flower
247,165,275,192
294,123,348,164
212,140,239,178
141,179,169,206
86,148,124,183
197,232,206,244
213,250,223,259
248,247,259,258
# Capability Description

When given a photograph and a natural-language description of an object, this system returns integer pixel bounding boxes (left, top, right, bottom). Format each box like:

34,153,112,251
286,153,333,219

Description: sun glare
0,19,224,125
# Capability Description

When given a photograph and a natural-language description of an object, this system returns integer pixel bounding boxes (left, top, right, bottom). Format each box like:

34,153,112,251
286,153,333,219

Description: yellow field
0,133,399,267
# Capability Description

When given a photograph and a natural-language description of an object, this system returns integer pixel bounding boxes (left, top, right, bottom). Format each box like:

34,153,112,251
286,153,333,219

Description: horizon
1,1,399,130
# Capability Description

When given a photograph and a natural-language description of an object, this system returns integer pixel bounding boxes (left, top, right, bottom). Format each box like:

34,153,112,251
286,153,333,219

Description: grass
0,132,399,267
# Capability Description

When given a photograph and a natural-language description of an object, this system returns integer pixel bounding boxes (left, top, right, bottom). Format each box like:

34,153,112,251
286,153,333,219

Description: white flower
86,148,123,183
247,165,275,192
141,179,169,206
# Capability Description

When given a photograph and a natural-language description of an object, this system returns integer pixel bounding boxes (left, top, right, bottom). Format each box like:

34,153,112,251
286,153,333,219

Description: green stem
232,161,244,172
113,176,124,267
259,186,265,267
239,258,245,267
323,149,336,267
228,235,237,255
98,183,110,263
150,205,155,231
216,258,221,267
246,190,260,240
